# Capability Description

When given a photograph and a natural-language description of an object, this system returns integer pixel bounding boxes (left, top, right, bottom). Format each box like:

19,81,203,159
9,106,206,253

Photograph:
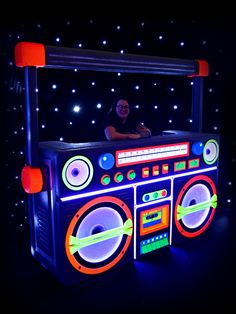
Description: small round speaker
62,155,93,190
203,139,219,165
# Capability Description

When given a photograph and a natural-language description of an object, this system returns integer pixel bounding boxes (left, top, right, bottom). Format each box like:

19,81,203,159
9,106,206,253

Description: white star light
73,105,81,113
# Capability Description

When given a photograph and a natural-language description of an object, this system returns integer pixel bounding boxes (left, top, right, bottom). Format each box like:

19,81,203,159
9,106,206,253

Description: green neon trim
177,194,217,220
62,155,94,190
69,218,133,254
203,139,219,165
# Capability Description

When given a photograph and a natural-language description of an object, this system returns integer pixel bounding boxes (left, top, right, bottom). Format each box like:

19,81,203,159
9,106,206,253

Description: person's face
116,99,130,120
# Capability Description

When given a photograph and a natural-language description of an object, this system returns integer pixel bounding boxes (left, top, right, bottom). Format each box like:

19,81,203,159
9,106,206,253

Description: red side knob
21,165,43,194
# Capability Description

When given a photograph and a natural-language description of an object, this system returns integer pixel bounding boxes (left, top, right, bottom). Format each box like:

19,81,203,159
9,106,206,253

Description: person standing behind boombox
103,97,152,141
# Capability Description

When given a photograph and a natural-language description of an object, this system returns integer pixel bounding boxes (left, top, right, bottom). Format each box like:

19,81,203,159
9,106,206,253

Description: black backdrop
2,16,236,313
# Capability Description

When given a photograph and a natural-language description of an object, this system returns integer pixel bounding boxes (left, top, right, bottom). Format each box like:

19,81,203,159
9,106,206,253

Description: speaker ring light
62,155,93,190
65,196,133,275
203,139,219,165
175,174,217,237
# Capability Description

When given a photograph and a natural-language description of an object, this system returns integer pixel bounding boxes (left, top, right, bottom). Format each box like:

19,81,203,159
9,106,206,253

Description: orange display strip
116,142,189,167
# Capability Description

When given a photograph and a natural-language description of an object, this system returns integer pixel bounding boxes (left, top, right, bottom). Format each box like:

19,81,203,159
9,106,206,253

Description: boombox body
28,131,219,284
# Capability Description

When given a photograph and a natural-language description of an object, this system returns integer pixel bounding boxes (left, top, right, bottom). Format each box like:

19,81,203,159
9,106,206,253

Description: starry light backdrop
2,17,235,246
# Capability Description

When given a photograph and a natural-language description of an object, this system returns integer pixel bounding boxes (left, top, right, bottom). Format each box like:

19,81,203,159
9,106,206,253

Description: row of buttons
101,170,136,185
100,164,171,186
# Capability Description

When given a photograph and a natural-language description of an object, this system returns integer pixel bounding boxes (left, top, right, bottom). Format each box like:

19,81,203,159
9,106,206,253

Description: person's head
115,98,130,121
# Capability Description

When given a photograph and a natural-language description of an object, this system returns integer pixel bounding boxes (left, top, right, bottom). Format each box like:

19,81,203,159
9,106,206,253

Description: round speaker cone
181,183,211,228
174,174,217,238
77,207,123,263
203,140,219,164
65,196,133,275
62,155,93,190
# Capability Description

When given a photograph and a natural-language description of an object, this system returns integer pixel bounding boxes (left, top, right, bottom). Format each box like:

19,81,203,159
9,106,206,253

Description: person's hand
139,129,152,138
136,123,152,138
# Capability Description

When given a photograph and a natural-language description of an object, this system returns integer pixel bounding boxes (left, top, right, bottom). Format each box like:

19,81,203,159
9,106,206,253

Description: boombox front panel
30,131,219,283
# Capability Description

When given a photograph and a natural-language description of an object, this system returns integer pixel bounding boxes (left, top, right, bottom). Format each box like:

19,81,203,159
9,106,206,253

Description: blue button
98,153,115,170
192,141,204,155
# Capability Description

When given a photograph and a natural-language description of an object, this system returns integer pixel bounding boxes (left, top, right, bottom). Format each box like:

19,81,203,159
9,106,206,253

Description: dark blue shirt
103,114,139,134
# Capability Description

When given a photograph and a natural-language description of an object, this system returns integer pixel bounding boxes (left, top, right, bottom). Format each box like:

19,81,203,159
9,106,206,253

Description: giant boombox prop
15,42,219,285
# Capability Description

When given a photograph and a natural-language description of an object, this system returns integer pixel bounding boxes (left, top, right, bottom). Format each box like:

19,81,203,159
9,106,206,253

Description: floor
4,203,235,314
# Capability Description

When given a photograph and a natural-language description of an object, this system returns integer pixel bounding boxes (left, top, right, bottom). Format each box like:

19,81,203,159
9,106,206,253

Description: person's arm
104,126,141,141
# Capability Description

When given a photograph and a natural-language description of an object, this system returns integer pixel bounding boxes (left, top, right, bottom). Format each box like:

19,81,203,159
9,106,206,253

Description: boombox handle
15,42,209,167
